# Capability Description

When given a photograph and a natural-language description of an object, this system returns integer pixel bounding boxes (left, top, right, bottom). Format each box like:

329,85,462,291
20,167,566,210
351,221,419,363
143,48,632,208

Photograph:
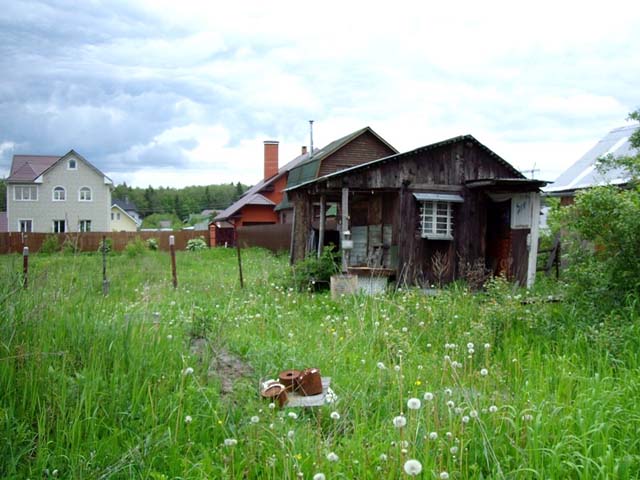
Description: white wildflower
330,411,341,420
313,474,326,480
407,398,421,410
393,415,407,428
326,452,339,462
251,416,260,424
480,368,488,376
423,392,434,401
224,438,238,447
288,412,298,420
489,405,498,413
403,459,422,476
429,431,438,440
440,472,450,479
184,415,192,424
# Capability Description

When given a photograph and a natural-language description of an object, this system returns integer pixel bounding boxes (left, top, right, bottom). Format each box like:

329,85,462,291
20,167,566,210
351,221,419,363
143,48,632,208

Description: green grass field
2,248,640,479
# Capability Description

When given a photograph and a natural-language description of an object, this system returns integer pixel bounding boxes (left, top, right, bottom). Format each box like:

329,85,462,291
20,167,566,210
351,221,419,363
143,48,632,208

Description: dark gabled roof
0,212,7,232
113,198,139,212
286,126,398,189
7,150,113,185
285,134,524,191
545,124,638,194
214,150,311,221
7,155,59,182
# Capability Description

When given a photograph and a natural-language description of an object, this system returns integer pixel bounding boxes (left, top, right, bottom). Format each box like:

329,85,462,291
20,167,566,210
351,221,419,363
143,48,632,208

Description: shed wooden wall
318,130,397,177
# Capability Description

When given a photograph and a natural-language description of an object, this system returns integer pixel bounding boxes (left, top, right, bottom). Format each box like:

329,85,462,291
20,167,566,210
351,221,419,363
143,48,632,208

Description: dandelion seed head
429,431,438,440
446,400,455,408
326,452,339,462
403,459,423,476
407,398,421,410
251,415,260,424
480,368,488,376
377,362,386,370
394,365,401,372
224,438,238,447
379,453,388,462
288,412,298,420
462,415,470,423
313,474,326,480
393,415,407,428
489,405,498,413
423,392,434,401
450,446,459,454
184,415,192,424
440,471,450,479
470,410,478,418
330,411,340,420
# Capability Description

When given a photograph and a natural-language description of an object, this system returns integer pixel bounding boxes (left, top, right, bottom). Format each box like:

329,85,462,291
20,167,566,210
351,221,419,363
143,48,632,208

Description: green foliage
141,213,182,230
124,237,147,257
146,238,159,250
61,235,79,255
291,245,340,290
39,234,60,254
560,111,640,314
185,237,207,251
97,237,112,254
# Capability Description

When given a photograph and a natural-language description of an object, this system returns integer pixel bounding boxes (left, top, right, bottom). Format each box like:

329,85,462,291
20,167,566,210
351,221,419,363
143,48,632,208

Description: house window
419,201,454,240
79,220,91,232
68,159,77,170
53,186,66,201
19,219,33,233
53,220,66,233
117,213,121,220
111,212,114,221
14,185,38,201
79,187,92,201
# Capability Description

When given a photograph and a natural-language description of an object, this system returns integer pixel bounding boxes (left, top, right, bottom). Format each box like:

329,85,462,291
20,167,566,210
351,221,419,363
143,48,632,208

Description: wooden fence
0,231,208,254
237,224,291,253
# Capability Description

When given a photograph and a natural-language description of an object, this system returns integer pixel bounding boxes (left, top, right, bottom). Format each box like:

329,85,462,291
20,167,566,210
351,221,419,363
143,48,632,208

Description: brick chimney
264,140,279,179
301,146,308,155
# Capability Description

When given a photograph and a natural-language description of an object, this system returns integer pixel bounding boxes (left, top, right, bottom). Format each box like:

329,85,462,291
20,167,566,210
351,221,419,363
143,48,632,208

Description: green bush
291,245,340,290
39,235,60,254
146,238,159,251
61,236,79,255
124,237,147,257
186,237,207,251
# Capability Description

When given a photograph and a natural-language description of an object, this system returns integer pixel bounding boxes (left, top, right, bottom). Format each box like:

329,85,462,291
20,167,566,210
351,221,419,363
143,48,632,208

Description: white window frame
18,219,33,233
79,219,92,232
78,186,92,201
419,201,455,240
68,158,77,170
52,186,66,201
14,185,38,201
53,220,66,233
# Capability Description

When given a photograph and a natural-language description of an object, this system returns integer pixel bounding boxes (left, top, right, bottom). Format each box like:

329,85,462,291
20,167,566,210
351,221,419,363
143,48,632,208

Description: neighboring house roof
546,124,638,194
0,212,7,232
286,126,398,190
113,198,139,213
285,134,525,192
214,150,312,222
111,203,140,225
7,155,59,182
201,209,216,216
7,150,113,185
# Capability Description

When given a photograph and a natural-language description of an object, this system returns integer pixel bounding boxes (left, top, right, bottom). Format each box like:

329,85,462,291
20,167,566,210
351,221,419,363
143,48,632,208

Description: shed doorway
486,199,511,277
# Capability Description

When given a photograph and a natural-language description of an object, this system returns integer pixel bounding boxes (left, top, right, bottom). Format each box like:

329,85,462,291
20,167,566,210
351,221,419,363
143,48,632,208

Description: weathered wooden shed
286,135,546,287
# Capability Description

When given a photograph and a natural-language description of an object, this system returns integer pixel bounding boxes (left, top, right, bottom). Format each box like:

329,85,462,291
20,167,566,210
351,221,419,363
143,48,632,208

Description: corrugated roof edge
284,134,523,192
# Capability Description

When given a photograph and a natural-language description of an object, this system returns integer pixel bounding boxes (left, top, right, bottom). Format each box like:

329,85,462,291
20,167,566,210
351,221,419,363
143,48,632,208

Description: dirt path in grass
190,338,254,395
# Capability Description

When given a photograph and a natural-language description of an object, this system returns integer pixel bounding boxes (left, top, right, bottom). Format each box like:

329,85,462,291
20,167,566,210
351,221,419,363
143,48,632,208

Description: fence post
22,246,29,289
102,235,110,296
234,223,244,289
170,235,178,288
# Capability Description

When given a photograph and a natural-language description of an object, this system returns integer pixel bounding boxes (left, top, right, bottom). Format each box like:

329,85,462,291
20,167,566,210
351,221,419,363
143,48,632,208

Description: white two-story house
6,150,112,233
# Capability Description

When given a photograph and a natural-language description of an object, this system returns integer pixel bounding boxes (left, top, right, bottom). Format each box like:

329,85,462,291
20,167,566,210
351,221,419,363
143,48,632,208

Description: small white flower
326,452,339,462
440,472,450,480
429,431,438,440
377,362,386,370
450,446,458,454
330,411,340,420
251,416,260,424
184,415,192,424
379,453,388,462
484,343,491,349
393,415,407,428
467,342,474,350
446,400,455,408
468,348,475,354
489,405,498,413
287,430,295,439
166,334,173,340
445,431,453,439
480,368,488,376
407,398,421,410
288,412,298,420
470,410,478,418
402,327,408,333
423,392,434,401
182,367,194,376
313,474,326,480
403,459,423,476
522,413,534,421
462,415,470,424
224,438,238,447
269,402,276,410
394,365,401,372
444,388,453,396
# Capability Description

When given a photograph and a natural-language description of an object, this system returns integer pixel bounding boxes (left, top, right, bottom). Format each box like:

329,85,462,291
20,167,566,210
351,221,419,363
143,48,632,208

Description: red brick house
210,127,397,246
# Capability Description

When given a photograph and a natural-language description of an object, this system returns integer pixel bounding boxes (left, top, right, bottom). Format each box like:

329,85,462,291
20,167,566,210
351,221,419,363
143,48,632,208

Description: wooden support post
22,246,29,289
341,187,349,273
102,235,109,296
169,235,178,289
317,194,326,258
234,223,244,288
289,206,297,265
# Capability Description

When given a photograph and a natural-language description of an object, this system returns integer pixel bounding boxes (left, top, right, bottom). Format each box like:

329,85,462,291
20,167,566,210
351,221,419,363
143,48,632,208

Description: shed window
420,201,454,240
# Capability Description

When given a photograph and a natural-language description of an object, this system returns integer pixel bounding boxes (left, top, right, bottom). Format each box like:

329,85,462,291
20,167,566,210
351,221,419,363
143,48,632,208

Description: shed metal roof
546,124,638,194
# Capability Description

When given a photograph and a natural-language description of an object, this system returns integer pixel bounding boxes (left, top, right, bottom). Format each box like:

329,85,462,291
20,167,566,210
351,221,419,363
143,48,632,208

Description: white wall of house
7,154,112,232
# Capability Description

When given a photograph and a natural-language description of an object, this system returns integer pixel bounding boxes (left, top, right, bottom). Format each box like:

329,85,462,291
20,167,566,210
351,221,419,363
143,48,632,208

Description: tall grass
1,248,639,478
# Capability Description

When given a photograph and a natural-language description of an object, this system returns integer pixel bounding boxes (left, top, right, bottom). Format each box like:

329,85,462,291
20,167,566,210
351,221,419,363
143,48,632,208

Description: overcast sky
1,0,639,188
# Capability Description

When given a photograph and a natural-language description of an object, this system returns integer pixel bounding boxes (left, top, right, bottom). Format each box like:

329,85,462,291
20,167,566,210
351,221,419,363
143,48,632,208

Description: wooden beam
317,194,326,258
341,187,349,273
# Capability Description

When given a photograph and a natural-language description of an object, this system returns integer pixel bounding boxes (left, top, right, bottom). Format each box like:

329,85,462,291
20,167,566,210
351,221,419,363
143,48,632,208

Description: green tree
561,109,640,311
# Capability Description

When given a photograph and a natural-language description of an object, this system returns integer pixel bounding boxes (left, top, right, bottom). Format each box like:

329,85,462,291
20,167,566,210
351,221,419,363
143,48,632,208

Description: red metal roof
8,155,60,182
